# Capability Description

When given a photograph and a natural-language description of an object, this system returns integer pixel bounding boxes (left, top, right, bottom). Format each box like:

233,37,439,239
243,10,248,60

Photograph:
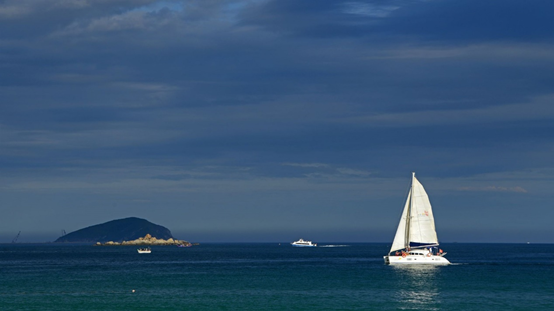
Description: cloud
345,94,554,128
336,168,371,177
281,163,329,168
458,186,528,193
363,43,554,61
0,4,31,19
52,9,175,36
279,163,371,180
52,0,91,10
342,2,399,18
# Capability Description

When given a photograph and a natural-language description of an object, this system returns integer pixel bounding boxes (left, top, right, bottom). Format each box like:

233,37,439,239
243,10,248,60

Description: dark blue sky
1,0,553,243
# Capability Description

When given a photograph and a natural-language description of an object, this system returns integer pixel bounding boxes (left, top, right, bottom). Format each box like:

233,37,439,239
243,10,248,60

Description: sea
1,243,553,310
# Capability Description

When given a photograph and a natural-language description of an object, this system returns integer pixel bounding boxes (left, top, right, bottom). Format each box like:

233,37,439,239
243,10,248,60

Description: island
54,217,191,246
95,233,191,246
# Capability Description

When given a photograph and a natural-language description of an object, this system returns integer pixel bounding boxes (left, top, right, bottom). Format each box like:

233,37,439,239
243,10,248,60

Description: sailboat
384,173,450,265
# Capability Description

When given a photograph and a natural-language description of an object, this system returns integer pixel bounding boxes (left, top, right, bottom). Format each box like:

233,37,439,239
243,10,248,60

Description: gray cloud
458,186,528,193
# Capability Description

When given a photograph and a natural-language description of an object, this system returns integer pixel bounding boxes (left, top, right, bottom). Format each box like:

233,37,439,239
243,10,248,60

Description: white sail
389,191,410,253
388,173,438,253
408,175,438,248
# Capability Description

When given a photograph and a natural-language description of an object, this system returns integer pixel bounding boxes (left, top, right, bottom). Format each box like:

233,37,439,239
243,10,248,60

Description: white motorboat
291,238,317,247
384,173,450,265
137,247,151,254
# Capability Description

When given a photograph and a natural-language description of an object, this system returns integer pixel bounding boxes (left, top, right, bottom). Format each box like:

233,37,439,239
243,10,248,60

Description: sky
1,0,554,243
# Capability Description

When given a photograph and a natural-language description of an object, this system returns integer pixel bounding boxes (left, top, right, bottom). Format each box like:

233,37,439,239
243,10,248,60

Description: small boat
383,173,450,265
291,238,317,247
137,247,151,254
177,244,191,248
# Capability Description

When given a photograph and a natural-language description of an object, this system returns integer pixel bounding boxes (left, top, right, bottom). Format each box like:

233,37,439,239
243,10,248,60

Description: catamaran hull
384,255,450,265
291,244,317,247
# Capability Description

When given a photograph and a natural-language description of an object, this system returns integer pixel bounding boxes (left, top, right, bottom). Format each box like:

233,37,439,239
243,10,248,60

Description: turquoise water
1,243,553,310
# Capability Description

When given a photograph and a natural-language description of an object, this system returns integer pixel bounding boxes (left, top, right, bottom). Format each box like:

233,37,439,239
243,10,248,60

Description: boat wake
319,245,350,248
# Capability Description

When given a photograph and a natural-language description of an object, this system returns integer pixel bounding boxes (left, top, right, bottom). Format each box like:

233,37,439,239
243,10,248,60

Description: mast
12,231,21,243
404,172,415,250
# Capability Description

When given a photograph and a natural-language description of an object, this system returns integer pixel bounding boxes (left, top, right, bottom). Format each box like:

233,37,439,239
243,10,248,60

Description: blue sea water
1,243,553,310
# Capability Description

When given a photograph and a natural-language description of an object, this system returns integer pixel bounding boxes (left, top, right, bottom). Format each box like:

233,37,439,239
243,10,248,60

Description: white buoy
132,289,135,293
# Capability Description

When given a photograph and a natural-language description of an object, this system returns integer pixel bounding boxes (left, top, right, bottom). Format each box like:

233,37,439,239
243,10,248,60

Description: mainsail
389,173,439,253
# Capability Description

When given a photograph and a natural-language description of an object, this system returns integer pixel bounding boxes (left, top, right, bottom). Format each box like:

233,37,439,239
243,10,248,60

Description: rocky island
55,217,190,246
96,233,191,246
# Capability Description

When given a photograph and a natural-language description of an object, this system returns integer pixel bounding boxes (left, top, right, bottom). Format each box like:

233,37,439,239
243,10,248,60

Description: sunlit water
1,243,553,310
